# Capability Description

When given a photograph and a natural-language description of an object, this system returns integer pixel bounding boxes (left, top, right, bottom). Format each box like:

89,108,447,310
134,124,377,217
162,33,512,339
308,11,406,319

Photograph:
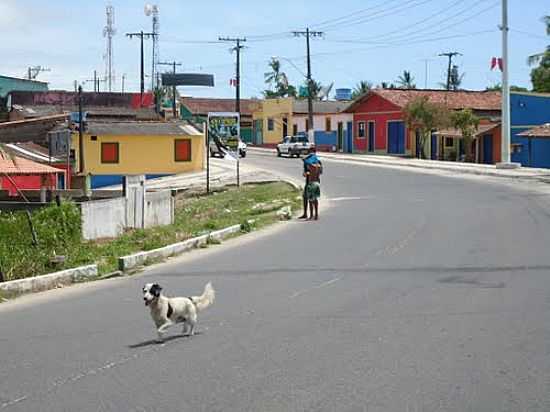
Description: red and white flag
490,57,503,71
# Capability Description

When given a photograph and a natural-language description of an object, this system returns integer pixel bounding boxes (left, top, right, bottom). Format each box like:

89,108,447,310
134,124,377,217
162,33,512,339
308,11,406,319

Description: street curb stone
0,265,98,295
118,224,243,272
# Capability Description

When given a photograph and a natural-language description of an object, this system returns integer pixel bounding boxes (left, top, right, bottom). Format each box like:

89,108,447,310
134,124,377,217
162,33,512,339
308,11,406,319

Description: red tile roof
518,123,550,137
180,97,260,116
347,89,502,112
0,153,61,175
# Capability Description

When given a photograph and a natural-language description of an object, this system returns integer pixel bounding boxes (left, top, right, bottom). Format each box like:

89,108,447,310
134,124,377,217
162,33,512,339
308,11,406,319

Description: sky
1,0,548,99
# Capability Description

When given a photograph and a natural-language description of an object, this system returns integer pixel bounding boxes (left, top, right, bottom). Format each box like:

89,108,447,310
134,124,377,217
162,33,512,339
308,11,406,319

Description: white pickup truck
276,135,315,158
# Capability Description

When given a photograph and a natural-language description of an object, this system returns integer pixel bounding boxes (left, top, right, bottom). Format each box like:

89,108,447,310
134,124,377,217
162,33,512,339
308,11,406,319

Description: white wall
80,197,127,240
145,190,174,228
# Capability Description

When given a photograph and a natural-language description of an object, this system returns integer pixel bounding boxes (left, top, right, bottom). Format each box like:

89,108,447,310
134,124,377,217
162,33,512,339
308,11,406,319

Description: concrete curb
248,147,550,182
118,224,243,272
0,265,98,295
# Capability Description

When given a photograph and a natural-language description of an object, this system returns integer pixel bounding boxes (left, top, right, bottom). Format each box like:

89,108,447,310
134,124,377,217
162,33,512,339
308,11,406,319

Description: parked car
209,138,247,158
276,135,315,157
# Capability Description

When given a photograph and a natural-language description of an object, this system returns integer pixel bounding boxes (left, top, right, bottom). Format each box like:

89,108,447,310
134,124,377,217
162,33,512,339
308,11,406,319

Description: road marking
290,276,341,299
327,196,375,202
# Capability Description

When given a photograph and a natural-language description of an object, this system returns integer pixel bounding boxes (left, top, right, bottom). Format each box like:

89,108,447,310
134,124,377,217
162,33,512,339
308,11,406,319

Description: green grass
0,182,300,281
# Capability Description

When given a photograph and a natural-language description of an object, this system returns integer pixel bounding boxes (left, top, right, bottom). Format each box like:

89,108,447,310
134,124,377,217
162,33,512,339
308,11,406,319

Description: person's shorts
306,181,321,201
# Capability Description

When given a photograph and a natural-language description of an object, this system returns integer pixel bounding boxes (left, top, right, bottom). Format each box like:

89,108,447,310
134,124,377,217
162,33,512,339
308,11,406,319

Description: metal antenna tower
145,4,159,91
103,4,116,92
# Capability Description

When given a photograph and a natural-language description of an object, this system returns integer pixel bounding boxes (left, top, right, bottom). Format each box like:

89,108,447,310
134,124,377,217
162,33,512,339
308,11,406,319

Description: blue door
346,121,353,153
431,133,438,160
368,121,375,153
388,121,405,154
482,134,493,164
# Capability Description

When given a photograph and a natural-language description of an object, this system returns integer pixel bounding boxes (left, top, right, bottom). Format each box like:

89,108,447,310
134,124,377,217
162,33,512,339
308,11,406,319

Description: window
305,119,310,132
293,124,298,136
267,118,274,131
174,139,192,162
101,142,119,164
445,137,454,147
358,122,366,138
91,135,98,141
325,117,332,132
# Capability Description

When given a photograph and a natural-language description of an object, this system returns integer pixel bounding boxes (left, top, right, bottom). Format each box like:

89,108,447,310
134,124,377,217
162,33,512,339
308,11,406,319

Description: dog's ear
151,283,162,297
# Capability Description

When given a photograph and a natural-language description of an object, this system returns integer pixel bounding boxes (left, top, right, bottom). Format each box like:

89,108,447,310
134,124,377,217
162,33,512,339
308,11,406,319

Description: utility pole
103,4,116,92
93,70,97,92
497,0,517,167
27,66,51,80
292,28,323,142
438,52,462,90
421,58,433,89
121,73,126,93
78,86,85,174
218,37,247,114
126,30,155,105
158,61,182,118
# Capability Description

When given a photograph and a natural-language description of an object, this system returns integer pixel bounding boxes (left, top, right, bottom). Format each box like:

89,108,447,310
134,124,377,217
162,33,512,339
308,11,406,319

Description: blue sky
1,0,548,98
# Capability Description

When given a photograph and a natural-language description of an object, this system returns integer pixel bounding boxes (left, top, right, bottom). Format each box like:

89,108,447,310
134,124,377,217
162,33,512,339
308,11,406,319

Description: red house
346,89,502,163
0,153,61,196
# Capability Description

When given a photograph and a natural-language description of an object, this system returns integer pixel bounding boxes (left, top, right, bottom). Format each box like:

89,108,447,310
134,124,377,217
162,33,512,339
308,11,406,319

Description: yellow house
73,121,204,188
252,98,294,145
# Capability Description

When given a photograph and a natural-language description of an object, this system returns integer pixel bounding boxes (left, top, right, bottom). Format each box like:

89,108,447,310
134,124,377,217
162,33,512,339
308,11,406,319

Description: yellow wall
252,98,294,144
73,133,204,175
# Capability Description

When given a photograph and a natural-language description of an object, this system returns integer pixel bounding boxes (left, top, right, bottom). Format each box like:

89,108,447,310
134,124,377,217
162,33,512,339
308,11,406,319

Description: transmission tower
145,4,159,91
103,4,116,92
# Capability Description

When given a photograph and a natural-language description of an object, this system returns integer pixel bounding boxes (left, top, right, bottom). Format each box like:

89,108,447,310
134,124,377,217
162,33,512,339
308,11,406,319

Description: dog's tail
192,282,215,311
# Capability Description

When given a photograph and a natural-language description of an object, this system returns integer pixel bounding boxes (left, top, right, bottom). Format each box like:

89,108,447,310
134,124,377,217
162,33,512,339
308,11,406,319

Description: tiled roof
180,97,259,116
518,123,550,137
0,153,61,175
348,89,502,111
85,121,203,136
293,100,350,114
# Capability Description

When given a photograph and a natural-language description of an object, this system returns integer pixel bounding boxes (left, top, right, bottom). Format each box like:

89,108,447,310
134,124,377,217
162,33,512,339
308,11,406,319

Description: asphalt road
2,153,550,412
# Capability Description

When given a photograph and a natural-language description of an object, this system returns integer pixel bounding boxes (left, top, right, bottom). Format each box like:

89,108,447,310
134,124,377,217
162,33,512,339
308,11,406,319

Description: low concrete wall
0,265,98,295
145,190,174,228
119,224,242,271
80,197,127,240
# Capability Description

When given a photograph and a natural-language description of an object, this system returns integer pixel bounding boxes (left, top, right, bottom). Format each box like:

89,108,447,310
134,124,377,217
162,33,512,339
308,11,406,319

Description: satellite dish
144,4,153,16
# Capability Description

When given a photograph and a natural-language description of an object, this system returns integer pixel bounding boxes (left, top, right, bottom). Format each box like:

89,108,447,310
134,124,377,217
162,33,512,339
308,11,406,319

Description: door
368,121,375,153
337,122,344,151
387,121,405,154
431,133,438,160
282,117,288,139
482,134,493,164
253,120,263,145
346,121,353,153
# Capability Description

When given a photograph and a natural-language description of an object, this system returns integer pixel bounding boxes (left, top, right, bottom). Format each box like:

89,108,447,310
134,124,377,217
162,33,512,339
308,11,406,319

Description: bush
0,202,82,281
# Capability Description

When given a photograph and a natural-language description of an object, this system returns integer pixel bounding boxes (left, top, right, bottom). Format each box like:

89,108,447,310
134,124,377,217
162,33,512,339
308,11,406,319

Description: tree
527,16,550,66
403,96,450,159
450,108,480,163
352,81,372,99
263,58,296,98
396,70,416,89
485,83,529,92
439,65,464,90
529,16,550,93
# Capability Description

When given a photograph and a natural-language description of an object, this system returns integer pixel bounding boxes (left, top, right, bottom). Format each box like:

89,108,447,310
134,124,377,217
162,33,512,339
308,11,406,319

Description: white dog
142,282,215,341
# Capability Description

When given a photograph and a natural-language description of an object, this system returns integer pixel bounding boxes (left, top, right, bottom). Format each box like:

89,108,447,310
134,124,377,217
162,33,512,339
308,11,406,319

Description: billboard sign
207,112,240,157
161,73,215,87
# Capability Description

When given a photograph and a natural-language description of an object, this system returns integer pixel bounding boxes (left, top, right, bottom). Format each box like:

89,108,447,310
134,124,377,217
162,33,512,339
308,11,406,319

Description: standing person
299,147,322,219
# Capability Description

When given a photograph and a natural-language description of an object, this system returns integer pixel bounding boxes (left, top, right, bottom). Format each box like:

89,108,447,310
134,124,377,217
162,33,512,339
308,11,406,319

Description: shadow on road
128,332,202,349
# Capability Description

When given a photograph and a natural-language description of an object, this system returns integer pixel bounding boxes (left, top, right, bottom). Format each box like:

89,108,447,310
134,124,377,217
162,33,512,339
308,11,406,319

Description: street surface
2,152,550,411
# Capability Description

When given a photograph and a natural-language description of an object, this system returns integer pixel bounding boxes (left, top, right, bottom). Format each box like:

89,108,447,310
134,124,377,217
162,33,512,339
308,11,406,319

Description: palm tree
351,81,372,99
396,70,416,89
264,58,282,88
527,15,550,66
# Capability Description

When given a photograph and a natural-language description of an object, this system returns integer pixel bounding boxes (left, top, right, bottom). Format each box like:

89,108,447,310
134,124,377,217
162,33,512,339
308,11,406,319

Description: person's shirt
303,154,322,183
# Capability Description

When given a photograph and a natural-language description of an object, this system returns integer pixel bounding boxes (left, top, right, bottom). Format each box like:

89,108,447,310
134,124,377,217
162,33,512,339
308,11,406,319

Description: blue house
511,91,550,168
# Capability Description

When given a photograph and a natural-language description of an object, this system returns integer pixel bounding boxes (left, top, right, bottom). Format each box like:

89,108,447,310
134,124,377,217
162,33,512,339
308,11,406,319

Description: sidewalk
146,158,301,192
249,147,550,183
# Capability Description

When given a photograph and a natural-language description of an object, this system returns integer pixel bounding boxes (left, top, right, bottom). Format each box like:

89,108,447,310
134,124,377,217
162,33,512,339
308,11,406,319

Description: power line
312,0,404,30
